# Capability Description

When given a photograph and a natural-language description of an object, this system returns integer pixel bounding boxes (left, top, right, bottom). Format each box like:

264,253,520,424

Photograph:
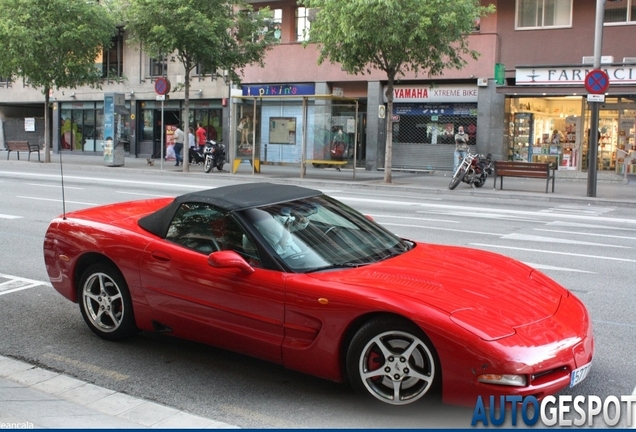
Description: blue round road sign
154,77,171,95
584,69,610,94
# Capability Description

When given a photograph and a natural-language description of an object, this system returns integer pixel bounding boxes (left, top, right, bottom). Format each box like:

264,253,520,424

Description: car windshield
238,195,411,272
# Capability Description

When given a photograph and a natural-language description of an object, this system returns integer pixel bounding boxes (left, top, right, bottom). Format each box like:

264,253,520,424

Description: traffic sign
587,94,605,103
584,69,610,94
154,77,171,95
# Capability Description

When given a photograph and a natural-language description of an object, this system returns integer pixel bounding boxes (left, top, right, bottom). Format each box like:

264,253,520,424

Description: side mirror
208,250,254,274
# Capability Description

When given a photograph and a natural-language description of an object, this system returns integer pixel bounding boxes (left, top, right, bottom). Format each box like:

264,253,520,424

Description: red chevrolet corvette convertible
43,183,593,406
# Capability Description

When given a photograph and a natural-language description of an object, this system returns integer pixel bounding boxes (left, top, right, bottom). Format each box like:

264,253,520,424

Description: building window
604,0,636,23
150,55,167,77
516,0,572,29
102,26,124,79
295,7,311,41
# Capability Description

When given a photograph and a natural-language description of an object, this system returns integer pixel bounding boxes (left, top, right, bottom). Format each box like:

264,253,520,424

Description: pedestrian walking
173,126,185,166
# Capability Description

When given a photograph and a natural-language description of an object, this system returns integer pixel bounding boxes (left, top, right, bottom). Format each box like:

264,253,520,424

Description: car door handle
150,251,171,262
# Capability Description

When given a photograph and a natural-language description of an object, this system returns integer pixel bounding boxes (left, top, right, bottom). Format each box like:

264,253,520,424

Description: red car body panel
43,196,594,407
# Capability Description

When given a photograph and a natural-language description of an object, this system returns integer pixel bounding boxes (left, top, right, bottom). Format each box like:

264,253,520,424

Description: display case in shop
616,117,636,175
510,113,533,162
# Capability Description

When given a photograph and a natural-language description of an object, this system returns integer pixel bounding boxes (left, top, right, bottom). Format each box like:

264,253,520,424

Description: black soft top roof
138,182,322,237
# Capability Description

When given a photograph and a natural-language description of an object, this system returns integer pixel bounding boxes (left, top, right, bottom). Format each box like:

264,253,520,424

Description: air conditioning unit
477,78,488,87
582,56,614,65
623,57,636,64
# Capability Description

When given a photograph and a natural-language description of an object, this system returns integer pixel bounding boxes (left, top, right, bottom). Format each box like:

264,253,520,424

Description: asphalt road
1,165,635,428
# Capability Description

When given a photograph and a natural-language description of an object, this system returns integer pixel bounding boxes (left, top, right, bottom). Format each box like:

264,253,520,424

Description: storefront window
140,109,154,141
391,104,477,146
507,96,582,170
516,0,572,29
60,102,123,152
193,108,223,143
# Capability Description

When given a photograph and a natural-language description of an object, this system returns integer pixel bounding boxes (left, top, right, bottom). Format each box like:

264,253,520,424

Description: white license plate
570,362,592,388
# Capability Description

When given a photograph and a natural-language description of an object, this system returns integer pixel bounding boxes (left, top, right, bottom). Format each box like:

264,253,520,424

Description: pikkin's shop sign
516,65,636,86
384,84,478,103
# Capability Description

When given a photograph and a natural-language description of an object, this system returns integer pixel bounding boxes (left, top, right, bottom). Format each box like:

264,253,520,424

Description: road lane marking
17,196,99,206
547,221,636,232
115,191,170,197
381,223,499,237
502,233,631,248
535,228,636,241
26,183,83,189
524,262,595,273
0,273,51,296
0,214,22,219
370,214,460,223
334,196,636,225
470,243,636,263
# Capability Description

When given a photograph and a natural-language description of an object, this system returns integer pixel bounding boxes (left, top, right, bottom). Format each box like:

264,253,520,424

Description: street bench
493,161,555,193
5,141,41,161
305,159,348,172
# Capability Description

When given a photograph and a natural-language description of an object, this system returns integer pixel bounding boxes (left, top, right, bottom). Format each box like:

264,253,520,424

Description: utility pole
587,0,606,197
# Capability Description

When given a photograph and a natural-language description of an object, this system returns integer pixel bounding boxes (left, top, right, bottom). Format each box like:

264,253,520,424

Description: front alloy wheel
204,156,213,173
78,263,137,341
347,318,439,405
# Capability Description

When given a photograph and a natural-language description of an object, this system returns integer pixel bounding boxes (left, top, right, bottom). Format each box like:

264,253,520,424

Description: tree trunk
383,72,396,183
44,88,51,163
183,73,190,173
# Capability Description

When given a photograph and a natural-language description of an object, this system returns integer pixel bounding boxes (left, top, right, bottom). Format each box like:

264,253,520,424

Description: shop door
153,110,180,158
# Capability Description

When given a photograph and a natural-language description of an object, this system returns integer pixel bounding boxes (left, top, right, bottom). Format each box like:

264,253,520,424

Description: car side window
166,203,261,266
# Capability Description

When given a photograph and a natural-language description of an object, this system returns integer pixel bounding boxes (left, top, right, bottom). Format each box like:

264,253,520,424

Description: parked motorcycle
203,140,226,173
189,146,205,165
448,152,493,190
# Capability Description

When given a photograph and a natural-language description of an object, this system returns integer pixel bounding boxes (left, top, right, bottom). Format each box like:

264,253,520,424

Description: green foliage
0,0,116,90
121,0,274,84
302,0,494,80
300,0,495,182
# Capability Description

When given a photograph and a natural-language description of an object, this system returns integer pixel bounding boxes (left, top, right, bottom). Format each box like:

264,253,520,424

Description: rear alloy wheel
78,263,137,341
347,318,439,406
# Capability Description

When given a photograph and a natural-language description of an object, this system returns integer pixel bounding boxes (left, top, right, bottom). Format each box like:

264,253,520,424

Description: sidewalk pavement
3,151,636,208
0,355,236,428
1,152,636,428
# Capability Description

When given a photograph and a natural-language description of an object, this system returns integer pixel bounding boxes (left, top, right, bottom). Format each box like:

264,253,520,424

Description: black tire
346,317,440,406
78,263,137,341
448,169,466,190
216,163,224,171
204,156,213,173
474,175,486,188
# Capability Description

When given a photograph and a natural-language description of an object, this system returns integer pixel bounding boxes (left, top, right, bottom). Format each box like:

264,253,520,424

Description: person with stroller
188,126,204,165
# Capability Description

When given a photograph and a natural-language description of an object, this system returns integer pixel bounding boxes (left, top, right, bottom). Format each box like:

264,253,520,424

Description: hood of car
307,242,565,337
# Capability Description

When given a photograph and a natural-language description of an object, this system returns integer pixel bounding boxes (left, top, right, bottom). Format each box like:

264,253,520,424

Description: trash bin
103,137,125,167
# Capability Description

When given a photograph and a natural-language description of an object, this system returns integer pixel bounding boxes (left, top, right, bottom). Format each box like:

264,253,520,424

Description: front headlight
478,374,527,387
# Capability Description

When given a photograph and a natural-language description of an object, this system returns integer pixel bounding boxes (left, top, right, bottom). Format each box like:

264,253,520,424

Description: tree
301,0,495,183
0,0,116,163
122,0,274,172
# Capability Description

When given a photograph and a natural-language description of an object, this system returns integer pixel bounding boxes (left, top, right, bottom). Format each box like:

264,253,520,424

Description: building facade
2,0,636,176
